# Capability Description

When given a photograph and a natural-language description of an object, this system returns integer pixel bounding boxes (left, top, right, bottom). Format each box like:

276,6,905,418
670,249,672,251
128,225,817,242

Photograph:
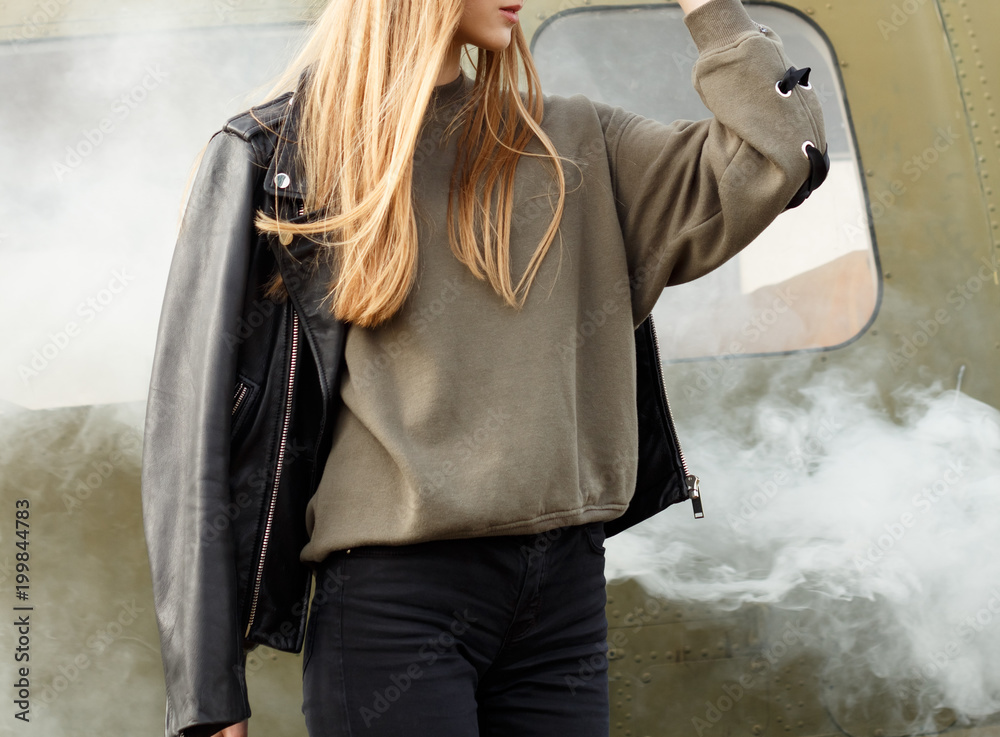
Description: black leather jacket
140,92,701,737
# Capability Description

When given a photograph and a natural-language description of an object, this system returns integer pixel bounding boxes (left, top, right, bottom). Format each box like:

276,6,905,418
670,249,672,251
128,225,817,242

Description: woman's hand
211,720,248,737
677,0,716,14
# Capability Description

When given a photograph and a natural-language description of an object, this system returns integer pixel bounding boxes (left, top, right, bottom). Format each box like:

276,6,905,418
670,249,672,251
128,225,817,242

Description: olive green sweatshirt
299,0,826,562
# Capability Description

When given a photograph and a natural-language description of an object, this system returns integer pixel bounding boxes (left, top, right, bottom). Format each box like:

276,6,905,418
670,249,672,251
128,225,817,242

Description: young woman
141,0,827,736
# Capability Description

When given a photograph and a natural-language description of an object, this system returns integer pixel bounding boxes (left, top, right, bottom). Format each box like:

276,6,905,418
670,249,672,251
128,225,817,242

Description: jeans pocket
584,522,606,555
302,609,318,674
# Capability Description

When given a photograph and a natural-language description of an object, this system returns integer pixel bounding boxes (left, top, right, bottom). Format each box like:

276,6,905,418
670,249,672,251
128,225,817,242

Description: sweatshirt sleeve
593,0,827,326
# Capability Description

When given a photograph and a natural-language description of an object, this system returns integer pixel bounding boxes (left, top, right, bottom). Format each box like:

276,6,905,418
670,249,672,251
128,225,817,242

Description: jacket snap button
274,173,292,189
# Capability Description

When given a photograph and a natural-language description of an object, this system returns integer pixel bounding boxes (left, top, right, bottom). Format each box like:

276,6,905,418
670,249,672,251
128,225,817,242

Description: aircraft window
0,26,307,409
532,4,877,361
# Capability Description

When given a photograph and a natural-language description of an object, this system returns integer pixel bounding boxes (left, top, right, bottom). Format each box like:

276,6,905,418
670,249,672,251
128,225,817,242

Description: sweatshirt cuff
683,0,761,54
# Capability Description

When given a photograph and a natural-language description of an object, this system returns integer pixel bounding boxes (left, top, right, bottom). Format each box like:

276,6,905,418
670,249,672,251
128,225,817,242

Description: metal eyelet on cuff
802,140,816,159
776,80,793,98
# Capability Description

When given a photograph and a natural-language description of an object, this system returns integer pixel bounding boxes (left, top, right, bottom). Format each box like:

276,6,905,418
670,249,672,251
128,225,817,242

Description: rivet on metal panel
640,672,652,683
752,725,764,735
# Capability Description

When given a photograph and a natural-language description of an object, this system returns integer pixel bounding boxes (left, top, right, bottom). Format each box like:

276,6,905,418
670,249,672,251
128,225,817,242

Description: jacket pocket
231,375,259,439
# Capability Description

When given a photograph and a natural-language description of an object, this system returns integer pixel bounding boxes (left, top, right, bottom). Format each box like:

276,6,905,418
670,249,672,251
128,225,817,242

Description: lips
499,4,521,23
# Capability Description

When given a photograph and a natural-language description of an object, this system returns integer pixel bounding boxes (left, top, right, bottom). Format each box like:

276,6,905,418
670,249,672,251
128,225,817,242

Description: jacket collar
262,71,309,200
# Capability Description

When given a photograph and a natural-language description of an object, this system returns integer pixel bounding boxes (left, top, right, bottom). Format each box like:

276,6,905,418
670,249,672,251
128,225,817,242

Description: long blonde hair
254,0,568,328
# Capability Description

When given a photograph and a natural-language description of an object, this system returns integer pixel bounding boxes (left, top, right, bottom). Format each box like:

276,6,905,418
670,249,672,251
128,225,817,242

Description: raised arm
595,0,828,326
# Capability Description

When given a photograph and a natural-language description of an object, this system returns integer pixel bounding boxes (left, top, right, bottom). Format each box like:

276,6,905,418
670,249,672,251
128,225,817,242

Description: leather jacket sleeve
141,130,259,737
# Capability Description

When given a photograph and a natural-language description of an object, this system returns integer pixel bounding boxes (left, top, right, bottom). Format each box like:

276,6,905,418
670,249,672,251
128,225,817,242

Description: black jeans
301,521,610,736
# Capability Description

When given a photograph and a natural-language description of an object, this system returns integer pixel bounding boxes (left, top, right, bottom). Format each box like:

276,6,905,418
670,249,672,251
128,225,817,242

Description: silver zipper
245,309,300,637
231,382,249,417
647,315,704,519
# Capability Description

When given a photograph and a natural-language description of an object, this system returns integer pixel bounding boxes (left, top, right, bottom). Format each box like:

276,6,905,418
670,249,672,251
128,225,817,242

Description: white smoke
607,362,1000,728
